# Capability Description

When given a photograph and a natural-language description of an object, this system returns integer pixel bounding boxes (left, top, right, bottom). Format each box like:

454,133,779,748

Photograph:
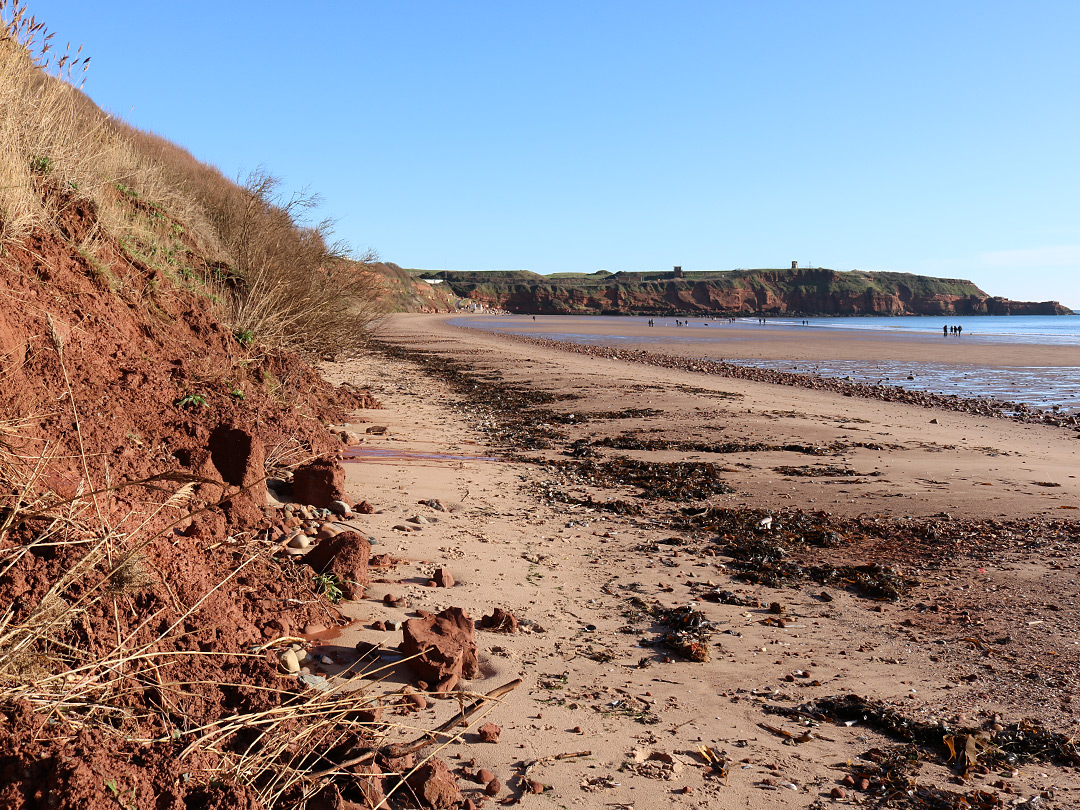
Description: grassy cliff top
420,267,989,297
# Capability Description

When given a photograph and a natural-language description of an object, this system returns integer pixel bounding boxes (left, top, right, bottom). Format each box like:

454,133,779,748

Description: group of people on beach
645,317,739,327
943,324,964,336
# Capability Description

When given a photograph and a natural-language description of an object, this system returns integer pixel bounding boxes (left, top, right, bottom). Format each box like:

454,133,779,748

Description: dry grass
209,168,385,358
1,1,384,359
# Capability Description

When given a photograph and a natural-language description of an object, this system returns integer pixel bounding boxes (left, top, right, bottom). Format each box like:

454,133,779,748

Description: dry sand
315,314,1080,808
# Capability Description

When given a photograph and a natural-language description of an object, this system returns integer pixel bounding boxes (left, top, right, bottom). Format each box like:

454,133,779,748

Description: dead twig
381,677,522,759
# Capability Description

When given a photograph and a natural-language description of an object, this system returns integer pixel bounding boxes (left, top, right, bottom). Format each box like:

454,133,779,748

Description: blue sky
33,1,1080,307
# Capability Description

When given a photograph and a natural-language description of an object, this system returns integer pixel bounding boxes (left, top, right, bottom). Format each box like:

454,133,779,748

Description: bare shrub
210,168,385,358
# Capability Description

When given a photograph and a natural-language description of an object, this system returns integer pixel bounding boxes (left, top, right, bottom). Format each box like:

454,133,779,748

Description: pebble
476,769,495,785
280,649,300,674
286,532,310,550
831,786,846,799
316,524,341,541
299,673,330,691
329,500,352,516
433,568,455,588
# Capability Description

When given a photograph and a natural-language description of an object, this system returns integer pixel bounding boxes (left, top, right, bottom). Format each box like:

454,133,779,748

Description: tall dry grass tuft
210,168,385,358
0,431,385,804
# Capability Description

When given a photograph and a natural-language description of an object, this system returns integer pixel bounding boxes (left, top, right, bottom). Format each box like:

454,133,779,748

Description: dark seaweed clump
766,694,1079,808
535,456,735,500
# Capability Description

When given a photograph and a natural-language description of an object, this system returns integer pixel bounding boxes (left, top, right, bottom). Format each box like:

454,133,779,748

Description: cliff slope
425,267,1072,316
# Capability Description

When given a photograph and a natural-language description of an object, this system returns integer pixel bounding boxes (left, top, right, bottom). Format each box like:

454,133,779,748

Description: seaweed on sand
766,694,1077,808
534,456,735,500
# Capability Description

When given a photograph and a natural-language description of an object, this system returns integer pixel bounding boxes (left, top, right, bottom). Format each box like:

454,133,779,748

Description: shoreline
449,313,1080,366
453,327,1080,429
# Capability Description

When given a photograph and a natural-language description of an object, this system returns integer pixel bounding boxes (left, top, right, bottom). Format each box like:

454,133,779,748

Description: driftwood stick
305,750,376,781
380,677,523,759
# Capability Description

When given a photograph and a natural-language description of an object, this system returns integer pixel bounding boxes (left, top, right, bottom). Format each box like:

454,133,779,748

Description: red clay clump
293,457,347,507
303,531,372,598
401,607,479,693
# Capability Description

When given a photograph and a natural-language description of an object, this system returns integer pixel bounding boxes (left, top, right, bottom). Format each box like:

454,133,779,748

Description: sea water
451,313,1080,413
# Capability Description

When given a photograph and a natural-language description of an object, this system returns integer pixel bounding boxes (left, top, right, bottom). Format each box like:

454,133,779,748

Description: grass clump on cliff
0,0,383,358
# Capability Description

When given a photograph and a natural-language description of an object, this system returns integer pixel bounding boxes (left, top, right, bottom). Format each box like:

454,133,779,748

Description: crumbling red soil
0,198,385,809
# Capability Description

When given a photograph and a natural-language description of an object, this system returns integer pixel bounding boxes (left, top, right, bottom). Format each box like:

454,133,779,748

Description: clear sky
32,1,1080,308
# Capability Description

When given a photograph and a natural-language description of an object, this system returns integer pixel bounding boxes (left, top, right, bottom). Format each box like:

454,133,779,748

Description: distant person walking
943,325,948,336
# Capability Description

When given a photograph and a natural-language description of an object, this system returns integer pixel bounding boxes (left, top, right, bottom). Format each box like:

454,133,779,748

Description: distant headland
405,266,1072,317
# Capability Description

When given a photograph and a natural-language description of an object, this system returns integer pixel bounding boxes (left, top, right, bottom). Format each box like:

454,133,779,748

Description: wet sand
313,314,1080,808
453,313,1080,367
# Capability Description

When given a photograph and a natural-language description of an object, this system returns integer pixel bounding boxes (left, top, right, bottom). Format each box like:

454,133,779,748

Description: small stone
857,777,870,790
831,787,846,799
405,691,428,710
433,568,455,588
392,524,412,532
280,649,301,674
405,757,461,809
484,779,501,796
477,723,501,743
841,775,855,787
409,515,431,525
316,523,342,541
526,780,544,794
371,620,386,631
355,500,375,514
384,593,399,605
303,623,327,636
329,500,352,516
286,532,310,549
476,769,495,785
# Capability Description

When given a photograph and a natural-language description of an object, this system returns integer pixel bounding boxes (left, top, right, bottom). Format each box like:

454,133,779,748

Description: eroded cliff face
440,269,1072,317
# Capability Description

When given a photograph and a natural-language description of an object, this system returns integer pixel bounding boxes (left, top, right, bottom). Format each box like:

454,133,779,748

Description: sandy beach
306,314,1080,808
